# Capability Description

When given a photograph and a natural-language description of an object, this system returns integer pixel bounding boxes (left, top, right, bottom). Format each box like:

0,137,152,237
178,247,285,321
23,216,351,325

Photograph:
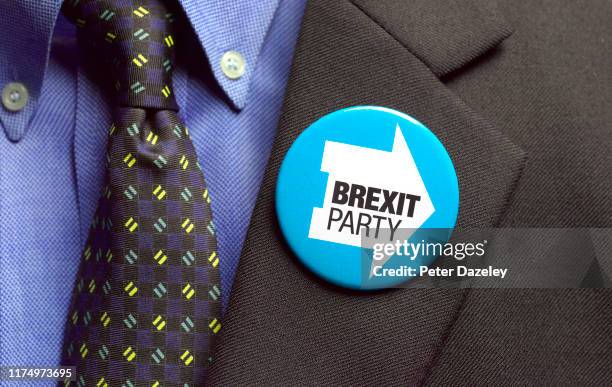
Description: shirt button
220,51,246,80
2,82,29,112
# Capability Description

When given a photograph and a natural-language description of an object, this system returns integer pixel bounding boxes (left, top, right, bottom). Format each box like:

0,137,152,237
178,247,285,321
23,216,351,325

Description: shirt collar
0,0,280,139
179,0,281,110
0,0,62,141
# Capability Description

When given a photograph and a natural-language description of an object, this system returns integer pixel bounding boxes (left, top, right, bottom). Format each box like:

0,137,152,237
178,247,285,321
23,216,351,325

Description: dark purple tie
60,1,221,385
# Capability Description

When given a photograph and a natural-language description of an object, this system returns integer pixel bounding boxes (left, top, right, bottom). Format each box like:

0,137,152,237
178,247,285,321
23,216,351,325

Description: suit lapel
352,0,514,77
209,0,526,384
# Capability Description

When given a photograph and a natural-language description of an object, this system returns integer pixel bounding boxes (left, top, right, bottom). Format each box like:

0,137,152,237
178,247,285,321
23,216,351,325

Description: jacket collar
352,0,513,77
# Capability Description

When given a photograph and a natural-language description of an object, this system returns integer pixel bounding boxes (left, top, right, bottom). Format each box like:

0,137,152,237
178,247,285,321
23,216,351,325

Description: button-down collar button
2,82,29,112
220,51,246,80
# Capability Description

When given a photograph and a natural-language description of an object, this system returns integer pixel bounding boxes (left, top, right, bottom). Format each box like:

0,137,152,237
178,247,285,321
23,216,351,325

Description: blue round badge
276,106,459,289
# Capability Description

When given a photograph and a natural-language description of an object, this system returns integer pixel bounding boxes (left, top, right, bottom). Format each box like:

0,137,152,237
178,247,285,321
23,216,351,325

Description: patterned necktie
60,1,221,386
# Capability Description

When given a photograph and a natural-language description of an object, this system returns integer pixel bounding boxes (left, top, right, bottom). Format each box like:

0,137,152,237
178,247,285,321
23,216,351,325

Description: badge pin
276,106,459,289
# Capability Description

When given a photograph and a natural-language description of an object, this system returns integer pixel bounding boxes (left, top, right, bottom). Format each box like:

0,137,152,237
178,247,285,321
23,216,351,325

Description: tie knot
63,0,179,110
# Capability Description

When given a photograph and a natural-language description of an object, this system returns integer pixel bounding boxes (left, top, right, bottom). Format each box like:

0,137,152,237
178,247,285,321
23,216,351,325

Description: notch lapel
353,0,514,77
209,0,526,385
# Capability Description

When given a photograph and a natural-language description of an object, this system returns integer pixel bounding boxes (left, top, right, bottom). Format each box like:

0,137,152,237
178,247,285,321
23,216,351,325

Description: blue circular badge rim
275,106,459,290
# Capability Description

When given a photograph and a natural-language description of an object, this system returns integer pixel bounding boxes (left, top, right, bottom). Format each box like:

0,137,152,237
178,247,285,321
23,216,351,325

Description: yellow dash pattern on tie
123,153,136,168
80,343,88,358
84,245,92,260
152,382,160,387
209,318,222,334
181,218,194,233
133,6,149,17
88,279,96,293
105,32,117,43
161,86,171,98
182,283,195,300
132,53,148,67
208,251,219,268
71,310,78,325
123,346,136,362
100,311,111,327
124,281,138,297
152,315,166,331
179,155,189,170
124,217,138,232
164,35,174,47
96,377,108,387
153,185,166,200
180,350,194,366
153,249,167,265
146,131,158,144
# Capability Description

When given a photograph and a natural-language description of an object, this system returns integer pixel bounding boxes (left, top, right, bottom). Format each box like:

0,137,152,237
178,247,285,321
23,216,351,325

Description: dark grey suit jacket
208,0,612,385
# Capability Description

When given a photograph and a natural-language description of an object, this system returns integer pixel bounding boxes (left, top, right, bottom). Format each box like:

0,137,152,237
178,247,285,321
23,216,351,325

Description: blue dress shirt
0,0,305,373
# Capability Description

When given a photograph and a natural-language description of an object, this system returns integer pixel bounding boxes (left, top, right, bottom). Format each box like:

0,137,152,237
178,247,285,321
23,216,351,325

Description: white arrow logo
309,124,435,257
